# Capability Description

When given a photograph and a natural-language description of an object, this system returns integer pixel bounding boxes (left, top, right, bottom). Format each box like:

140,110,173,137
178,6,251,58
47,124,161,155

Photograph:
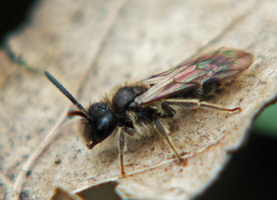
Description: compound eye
97,117,110,136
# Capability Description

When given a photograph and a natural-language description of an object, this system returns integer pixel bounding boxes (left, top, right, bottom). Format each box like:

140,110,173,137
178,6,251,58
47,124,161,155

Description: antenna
45,71,90,120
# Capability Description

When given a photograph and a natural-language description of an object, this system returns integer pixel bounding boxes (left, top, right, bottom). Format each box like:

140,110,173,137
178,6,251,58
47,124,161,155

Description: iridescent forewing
136,48,254,105
145,64,182,85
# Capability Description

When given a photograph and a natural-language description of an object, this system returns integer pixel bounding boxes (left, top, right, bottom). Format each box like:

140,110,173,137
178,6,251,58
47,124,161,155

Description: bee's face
84,102,118,149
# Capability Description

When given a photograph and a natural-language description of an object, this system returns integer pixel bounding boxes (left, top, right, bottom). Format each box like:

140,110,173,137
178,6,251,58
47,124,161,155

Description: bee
45,48,254,176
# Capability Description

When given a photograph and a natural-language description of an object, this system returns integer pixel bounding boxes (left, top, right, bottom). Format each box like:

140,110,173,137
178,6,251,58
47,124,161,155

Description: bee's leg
198,101,241,113
119,128,127,176
164,99,240,114
154,119,182,161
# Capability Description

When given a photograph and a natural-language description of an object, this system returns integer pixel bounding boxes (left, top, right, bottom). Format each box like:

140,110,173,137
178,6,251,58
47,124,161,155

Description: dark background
197,132,277,200
1,1,276,199
0,0,36,45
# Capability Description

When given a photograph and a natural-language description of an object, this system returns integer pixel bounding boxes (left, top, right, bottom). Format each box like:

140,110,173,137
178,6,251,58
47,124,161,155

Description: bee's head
68,102,118,149
45,72,117,149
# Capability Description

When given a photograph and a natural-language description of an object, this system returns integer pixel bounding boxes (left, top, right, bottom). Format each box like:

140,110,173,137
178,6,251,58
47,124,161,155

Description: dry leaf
0,0,276,199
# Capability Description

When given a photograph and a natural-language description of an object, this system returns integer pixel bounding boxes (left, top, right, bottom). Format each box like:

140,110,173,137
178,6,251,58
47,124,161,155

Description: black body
86,81,220,148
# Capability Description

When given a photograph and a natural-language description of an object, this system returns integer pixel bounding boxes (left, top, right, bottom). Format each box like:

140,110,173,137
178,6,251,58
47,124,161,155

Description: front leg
119,128,127,176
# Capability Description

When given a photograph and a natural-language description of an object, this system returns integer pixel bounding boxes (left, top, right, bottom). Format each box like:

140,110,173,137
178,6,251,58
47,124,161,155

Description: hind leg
164,99,241,113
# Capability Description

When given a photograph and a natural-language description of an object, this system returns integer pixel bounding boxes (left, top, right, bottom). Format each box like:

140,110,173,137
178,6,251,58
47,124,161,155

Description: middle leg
154,119,183,161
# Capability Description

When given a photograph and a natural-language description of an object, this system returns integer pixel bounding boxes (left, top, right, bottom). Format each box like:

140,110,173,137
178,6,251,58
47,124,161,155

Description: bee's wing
144,65,182,85
136,48,254,105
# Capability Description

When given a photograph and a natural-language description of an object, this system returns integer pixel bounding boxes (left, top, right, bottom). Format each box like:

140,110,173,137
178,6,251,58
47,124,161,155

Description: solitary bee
45,48,254,176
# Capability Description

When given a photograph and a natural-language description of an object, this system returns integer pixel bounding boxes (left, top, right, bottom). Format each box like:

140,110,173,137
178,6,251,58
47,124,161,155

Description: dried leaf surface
0,0,276,199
